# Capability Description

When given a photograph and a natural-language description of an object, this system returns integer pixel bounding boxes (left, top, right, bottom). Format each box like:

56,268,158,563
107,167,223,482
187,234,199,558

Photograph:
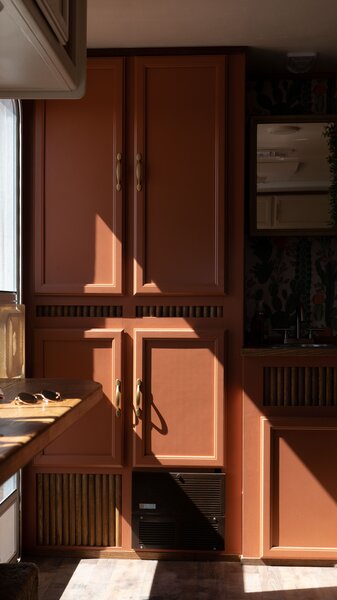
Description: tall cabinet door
33,329,124,467
34,58,124,295
133,55,226,296
133,328,225,467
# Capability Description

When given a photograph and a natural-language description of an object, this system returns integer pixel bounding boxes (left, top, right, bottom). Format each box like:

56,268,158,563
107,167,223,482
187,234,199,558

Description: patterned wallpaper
246,77,337,343
246,237,337,341
247,78,337,116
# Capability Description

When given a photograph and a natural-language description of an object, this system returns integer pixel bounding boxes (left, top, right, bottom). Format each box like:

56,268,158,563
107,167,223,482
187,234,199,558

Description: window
0,100,21,296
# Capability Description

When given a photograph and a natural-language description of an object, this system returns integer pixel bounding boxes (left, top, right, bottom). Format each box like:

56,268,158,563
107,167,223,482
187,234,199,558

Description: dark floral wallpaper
246,237,337,341
246,77,337,343
247,78,337,116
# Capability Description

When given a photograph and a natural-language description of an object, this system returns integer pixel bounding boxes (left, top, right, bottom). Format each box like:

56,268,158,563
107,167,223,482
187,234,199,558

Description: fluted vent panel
36,305,123,318
264,366,337,407
37,473,121,547
136,305,223,318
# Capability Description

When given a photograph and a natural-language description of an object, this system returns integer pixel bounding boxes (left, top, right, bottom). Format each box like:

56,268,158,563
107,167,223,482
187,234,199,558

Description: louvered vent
36,305,123,317
264,366,337,406
182,519,221,550
132,472,225,550
174,474,224,515
36,473,121,547
135,305,223,318
139,520,176,549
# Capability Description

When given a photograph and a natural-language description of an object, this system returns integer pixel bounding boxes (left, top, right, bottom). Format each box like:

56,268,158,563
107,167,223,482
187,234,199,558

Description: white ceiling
86,0,337,75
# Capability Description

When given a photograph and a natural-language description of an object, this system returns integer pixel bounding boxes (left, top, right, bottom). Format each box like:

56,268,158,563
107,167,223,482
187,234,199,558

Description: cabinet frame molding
33,327,124,467
261,417,337,559
33,57,124,295
133,327,226,467
132,55,227,296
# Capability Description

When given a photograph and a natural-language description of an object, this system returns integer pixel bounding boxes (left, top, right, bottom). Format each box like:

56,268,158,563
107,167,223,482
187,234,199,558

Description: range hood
0,0,87,99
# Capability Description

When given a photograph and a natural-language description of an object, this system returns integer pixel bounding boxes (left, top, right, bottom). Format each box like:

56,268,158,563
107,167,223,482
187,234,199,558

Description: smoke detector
286,52,317,74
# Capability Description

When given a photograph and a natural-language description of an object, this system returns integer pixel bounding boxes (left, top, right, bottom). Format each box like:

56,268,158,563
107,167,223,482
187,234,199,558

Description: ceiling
86,0,337,75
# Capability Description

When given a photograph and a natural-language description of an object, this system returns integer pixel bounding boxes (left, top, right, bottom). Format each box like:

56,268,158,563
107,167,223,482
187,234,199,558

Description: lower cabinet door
133,328,225,467
261,417,337,559
33,328,123,467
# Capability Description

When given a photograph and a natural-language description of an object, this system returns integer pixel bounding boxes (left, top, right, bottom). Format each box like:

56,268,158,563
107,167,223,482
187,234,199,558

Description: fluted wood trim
37,473,43,546
115,474,122,547
136,305,223,318
37,473,121,547
36,305,123,318
264,366,337,407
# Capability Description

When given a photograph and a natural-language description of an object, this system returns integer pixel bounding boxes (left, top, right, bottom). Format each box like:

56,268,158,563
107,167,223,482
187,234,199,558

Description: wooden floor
24,556,337,600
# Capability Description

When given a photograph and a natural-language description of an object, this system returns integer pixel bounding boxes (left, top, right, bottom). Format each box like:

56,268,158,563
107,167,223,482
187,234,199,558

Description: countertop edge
0,379,103,484
242,347,337,357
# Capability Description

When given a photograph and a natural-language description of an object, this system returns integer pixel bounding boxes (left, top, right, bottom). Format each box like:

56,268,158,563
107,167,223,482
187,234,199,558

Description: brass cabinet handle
136,153,142,192
115,378,121,417
116,153,122,191
135,378,142,417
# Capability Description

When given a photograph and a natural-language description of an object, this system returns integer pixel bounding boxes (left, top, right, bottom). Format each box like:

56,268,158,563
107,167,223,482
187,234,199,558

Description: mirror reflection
252,118,336,232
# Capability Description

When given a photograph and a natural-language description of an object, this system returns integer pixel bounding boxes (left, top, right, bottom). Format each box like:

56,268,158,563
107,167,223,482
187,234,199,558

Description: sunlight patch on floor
242,564,337,593
60,559,158,600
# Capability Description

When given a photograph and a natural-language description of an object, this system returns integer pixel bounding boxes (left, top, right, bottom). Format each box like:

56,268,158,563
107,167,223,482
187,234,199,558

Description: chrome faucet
296,303,305,339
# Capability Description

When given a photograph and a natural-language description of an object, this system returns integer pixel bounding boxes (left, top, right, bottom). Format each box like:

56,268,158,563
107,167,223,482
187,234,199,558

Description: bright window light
0,100,20,295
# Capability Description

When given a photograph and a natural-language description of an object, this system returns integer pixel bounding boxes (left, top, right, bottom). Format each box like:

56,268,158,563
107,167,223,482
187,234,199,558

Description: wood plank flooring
25,557,337,600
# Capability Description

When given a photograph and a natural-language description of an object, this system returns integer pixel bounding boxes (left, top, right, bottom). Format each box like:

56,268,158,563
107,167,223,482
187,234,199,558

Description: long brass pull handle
116,153,122,191
115,379,121,417
135,378,142,417
136,153,142,192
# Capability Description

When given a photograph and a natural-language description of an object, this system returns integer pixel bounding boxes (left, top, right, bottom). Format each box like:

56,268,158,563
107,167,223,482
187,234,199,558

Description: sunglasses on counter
13,390,62,405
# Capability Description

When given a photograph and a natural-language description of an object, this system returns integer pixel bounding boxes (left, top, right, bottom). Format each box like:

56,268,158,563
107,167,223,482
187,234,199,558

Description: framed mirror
250,115,337,234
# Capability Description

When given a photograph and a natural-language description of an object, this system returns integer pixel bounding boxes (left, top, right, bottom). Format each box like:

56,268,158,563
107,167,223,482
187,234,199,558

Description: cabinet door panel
133,56,226,295
133,328,225,467
262,418,337,559
35,58,123,294
33,329,123,467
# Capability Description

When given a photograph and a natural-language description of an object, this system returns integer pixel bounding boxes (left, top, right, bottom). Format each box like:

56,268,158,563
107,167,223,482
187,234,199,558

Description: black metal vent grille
174,475,224,515
132,472,225,551
135,305,223,318
36,305,123,318
139,520,176,549
182,519,221,550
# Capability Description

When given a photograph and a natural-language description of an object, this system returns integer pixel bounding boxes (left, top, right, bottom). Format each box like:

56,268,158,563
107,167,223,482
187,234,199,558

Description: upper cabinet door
133,56,226,296
133,328,225,467
34,58,124,294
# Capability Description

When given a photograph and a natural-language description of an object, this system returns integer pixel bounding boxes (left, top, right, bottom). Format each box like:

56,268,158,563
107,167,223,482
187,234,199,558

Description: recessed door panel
35,58,124,294
133,328,225,466
133,56,226,295
33,329,123,466
262,418,337,558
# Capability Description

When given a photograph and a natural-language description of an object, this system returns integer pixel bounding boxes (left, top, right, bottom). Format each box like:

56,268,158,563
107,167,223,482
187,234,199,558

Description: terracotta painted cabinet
33,326,225,469
133,328,225,467
34,55,226,296
25,51,246,555
34,58,124,295
243,355,337,560
133,56,226,295
33,328,123,467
